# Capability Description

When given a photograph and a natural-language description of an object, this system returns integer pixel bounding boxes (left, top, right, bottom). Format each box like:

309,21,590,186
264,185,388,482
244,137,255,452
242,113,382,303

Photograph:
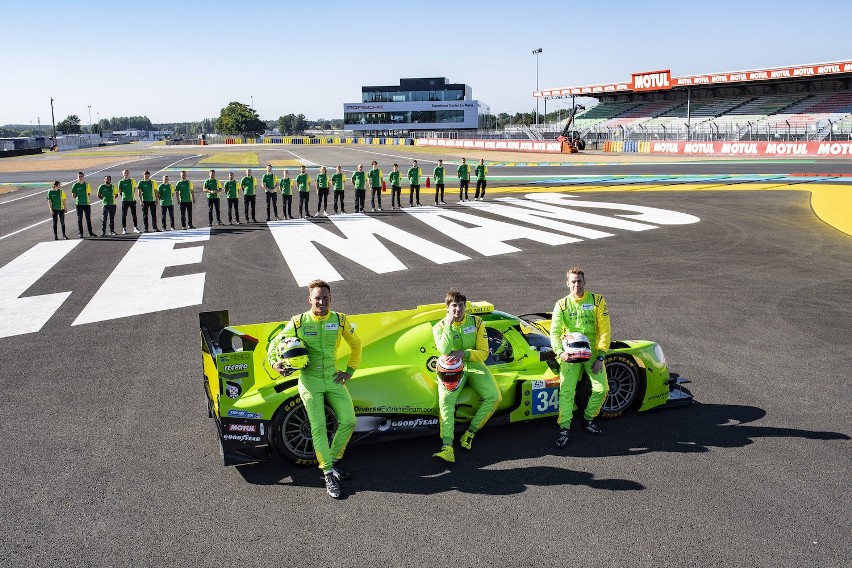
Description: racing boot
555,428,570,448
331,460,351,481
432,445,455,463
459,430,475,451
324,471,342,499
584,420,603,435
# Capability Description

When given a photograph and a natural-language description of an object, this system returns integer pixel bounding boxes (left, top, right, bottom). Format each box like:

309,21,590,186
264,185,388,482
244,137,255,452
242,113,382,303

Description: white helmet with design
561,332,591,362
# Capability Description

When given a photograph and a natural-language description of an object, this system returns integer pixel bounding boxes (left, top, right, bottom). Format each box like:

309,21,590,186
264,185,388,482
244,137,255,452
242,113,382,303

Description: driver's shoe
432,445,455,463
459,430,475,450
331,461,351,481
324,472,342,499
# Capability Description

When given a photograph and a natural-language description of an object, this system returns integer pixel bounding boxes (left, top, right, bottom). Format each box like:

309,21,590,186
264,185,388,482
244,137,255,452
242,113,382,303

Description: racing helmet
436,355,464,391
561,332,591,362
275,337,309,370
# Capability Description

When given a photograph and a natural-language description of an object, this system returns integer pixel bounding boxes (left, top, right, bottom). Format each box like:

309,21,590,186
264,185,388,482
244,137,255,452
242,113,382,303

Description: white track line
0,154,201,241
278,147,318,166
332,145,442,165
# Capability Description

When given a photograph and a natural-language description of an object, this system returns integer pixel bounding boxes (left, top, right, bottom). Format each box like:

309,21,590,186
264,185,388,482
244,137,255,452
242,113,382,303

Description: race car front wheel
600,354,644,418
270,395,338,466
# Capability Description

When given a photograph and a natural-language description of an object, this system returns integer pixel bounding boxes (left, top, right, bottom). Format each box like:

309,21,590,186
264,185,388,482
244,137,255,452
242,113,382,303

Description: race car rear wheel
270,395,338,466
600,354,644,418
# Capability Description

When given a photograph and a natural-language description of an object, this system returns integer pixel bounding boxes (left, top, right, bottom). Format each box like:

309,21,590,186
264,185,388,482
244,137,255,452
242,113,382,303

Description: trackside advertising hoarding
649,141,852,157
632,70,672,92
417,138,563,153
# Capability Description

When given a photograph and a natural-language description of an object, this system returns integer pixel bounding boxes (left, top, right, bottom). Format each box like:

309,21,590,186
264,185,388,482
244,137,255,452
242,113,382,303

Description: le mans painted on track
0,192,699,339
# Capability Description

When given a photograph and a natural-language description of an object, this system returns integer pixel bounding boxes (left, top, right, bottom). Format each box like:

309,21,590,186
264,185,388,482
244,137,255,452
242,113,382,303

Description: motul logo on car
720,143,757,154
632,70,671,91
227,423,257,433
766,143,808,155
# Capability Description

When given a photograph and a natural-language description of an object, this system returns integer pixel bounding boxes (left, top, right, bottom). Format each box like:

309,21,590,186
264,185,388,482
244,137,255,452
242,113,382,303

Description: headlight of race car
652,344,667,367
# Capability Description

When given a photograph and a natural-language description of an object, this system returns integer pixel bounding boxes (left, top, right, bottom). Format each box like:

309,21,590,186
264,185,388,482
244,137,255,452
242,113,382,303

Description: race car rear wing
200,310,258,357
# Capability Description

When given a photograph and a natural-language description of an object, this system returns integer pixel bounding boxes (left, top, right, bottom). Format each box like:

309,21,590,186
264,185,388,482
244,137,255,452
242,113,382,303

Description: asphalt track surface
1,145,850,567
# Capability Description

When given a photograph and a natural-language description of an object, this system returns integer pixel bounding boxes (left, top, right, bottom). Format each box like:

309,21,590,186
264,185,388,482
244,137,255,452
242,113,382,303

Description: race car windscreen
515,324,553,353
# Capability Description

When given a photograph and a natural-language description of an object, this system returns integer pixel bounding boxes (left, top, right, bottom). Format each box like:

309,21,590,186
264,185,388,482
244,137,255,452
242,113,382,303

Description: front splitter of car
657,373,693,409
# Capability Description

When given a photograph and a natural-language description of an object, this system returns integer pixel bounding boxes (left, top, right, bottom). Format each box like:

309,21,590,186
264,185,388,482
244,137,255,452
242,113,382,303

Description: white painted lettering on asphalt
268,215,469,286
495,197,657,232
0,240,81,338
526,193,701,225
72,229,210,326
460,200,616,239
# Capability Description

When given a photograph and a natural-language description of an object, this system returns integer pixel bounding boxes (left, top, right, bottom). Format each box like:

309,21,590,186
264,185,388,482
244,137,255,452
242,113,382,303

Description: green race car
200,301,692,466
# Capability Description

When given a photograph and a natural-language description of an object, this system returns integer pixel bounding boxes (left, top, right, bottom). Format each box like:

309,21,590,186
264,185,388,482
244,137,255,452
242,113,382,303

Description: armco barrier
417,138,564,153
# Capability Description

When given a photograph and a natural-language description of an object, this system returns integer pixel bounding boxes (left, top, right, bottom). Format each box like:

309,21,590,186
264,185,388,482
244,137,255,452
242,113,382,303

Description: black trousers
317,188,329,212
265,192,278,219
409,184,420,206
282,194,293,218
434,184,445,204
208,198,221,224
391,185,401,208
333,191,345,212
354,189,366,212
227,198,240,223
76,204,93,236
141,201,159,231
101,204,116,234
161,205,175,229
370,187,382,209
121,201,138,229
179,202,193,228
299,192,311,217
459,180,469,200
52,209,66,237
244,194,256,221
475,179,487,199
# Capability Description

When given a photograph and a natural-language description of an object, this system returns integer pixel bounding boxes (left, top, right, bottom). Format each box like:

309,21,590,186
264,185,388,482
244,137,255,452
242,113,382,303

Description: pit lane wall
604,140,852,157
417,138,565,153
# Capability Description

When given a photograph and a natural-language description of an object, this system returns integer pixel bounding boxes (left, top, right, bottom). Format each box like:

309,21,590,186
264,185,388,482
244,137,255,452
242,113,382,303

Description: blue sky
3,0,849,126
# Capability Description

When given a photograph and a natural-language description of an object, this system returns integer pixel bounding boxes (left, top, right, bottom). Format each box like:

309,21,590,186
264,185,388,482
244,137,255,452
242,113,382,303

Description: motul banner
648,141,852,157
632,70,672,92
417,138,564,153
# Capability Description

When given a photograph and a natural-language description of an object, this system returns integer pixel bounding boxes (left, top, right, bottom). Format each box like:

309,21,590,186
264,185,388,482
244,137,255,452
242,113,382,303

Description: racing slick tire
600,354,644,418
270,395,339,466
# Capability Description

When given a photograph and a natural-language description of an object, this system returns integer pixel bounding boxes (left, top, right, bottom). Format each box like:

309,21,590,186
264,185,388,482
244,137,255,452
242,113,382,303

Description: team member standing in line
262,165,279,221
315,166,330,217
296,165,313,218
203,169,223,226
351,164,366,213
279,170,293,219
549,266,610,448
457,157,471,202
175,170,195,229
137,171,160,232
388,163,401,209
433,159,446,205
331,165,346,214
368,160,383,212
224,172,241,225
474,158,488,201
118,169,140,234
407,160,422,207
97,174,118,236
47,180,68,240
241,169,258,222
158,174,176,231
70,172,95,238
268,279,362,499
431,289,501,464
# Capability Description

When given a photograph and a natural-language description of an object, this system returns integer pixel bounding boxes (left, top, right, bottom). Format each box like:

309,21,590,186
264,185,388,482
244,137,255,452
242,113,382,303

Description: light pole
250,95,254,110
87,105,92,134
532,48,542,126
50,97,56,150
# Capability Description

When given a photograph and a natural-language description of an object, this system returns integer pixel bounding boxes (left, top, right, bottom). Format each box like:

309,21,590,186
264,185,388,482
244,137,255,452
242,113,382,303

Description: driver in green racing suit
431,289,502,463
268,279,362,499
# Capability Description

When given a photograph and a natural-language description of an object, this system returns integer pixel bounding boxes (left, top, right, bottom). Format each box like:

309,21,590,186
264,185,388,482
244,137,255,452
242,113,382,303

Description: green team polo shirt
261,173,277,192
98,184,117,206
279,178,292,196
389,170,401,187
331,173,344,191
457,164,470,181
241,176,256,196
47,188,66,211
433,167,445,184
475,164,487,180
368,168,382,188
316,173,329,189
118,178,136,201
224,180,239,199
351,171,366,190
158,183,174,206
71,182,90,205
407,167,421,185
296,173,311,192
176,180,193,202
138,180,157,202
204,178,221,199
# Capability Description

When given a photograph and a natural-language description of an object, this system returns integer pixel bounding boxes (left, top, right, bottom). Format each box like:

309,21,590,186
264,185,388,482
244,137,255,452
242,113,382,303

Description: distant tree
277,113,295,134
56,115,82,134
216,102,266,136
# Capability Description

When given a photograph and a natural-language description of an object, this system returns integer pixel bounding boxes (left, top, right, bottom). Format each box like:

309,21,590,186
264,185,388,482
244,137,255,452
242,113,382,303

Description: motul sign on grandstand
649,141,852,156
632,70,671,92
